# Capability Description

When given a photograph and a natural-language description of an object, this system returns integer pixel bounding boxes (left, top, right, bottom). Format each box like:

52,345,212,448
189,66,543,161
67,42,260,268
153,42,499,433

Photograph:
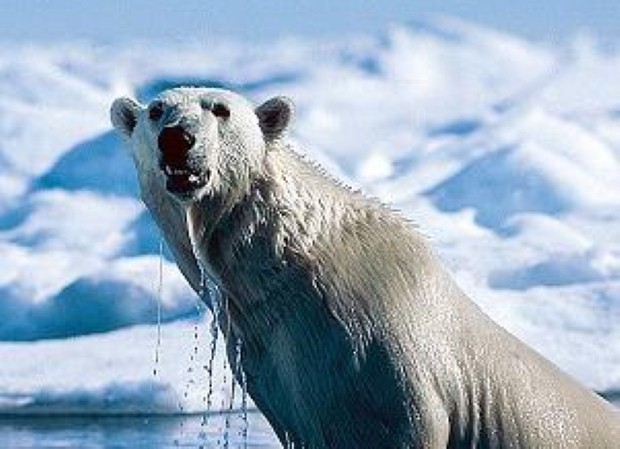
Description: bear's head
111,88,293,204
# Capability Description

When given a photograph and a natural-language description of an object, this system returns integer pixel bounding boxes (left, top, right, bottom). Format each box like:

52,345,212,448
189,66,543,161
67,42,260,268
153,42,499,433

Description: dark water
0,412,280,449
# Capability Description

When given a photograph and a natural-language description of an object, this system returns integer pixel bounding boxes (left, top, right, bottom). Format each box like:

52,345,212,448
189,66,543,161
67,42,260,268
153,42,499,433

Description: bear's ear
256,96,294,143
110,97,143,138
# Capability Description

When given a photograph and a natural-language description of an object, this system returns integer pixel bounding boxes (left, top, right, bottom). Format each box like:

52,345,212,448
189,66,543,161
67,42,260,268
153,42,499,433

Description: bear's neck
184,147,359,340
185,146,456,350
187,146,354,270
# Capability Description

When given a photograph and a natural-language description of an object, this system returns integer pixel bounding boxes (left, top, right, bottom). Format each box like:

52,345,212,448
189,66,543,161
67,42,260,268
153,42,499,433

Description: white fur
112,88,620,449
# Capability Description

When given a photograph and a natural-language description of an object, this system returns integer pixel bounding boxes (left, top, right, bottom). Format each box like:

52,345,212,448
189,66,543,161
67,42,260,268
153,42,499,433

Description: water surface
0,412,279,449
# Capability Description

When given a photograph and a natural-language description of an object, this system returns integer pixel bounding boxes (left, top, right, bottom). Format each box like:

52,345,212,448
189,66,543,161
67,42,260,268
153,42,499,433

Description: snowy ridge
0,19,619,413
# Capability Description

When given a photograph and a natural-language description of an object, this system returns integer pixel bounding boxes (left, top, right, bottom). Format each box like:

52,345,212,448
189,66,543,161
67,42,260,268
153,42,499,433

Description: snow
0,19,619,414
0,320,234,414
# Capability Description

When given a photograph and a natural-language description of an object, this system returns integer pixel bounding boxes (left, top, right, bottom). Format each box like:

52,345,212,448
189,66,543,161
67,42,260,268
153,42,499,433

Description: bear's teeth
188,174,199,182
164,166,191,176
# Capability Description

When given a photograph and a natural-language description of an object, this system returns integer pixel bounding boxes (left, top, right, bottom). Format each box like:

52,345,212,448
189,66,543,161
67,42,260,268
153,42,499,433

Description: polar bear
111,87,620,448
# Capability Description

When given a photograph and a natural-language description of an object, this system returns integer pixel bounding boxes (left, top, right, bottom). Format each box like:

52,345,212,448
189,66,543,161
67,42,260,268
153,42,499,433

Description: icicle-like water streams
197,266,222,448
217,354,230,447
184,208,254,448
186,208,225,447
223,337,249,449
223,364,237,449
202,304,220,415
153,238,165,377
235,338,249,449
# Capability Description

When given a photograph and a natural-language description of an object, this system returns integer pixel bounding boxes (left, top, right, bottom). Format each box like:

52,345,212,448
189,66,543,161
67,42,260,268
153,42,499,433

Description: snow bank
0,19,618,413
0,320,243,414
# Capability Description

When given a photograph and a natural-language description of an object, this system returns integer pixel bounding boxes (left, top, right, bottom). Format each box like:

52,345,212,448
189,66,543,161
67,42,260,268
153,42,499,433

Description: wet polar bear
111,87,620,448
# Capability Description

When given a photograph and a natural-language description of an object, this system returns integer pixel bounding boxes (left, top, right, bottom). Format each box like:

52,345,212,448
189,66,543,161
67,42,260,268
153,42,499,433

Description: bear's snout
158,126,196,167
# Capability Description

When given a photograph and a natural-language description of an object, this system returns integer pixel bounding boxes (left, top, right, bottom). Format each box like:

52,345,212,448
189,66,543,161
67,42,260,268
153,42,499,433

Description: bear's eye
211,102,230,119
148,102,164,121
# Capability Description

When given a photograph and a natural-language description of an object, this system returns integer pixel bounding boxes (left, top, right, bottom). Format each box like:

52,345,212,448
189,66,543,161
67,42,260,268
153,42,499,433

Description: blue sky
0,0,618,44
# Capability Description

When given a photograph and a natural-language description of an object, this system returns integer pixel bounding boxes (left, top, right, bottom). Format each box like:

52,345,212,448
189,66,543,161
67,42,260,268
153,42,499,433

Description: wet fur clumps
111,88,620,448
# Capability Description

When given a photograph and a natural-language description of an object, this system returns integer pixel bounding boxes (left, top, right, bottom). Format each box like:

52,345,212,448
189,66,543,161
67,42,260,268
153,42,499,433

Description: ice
0,18,619,415
489,248,620,290
0,321,235,415
0,255,197,341
426,107,620,230
36,131,137,197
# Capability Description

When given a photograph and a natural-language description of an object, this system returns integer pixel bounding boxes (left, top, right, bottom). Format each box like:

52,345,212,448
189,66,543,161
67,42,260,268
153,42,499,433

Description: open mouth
161,165,209,193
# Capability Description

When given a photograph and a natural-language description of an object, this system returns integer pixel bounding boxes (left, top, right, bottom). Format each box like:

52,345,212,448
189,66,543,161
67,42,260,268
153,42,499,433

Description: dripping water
182,211,209,446
182,266,209,446
186,208,226,447
216,355,230,447
223,356,237,449
185,208,252,448
153,237,165,377
284,432,292,449
198,267,223,446
236,338,249,449
200,300,220,425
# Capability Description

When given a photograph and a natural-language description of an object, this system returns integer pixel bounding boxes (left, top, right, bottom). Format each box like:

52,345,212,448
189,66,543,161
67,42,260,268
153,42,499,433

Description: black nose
158,126,196,164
